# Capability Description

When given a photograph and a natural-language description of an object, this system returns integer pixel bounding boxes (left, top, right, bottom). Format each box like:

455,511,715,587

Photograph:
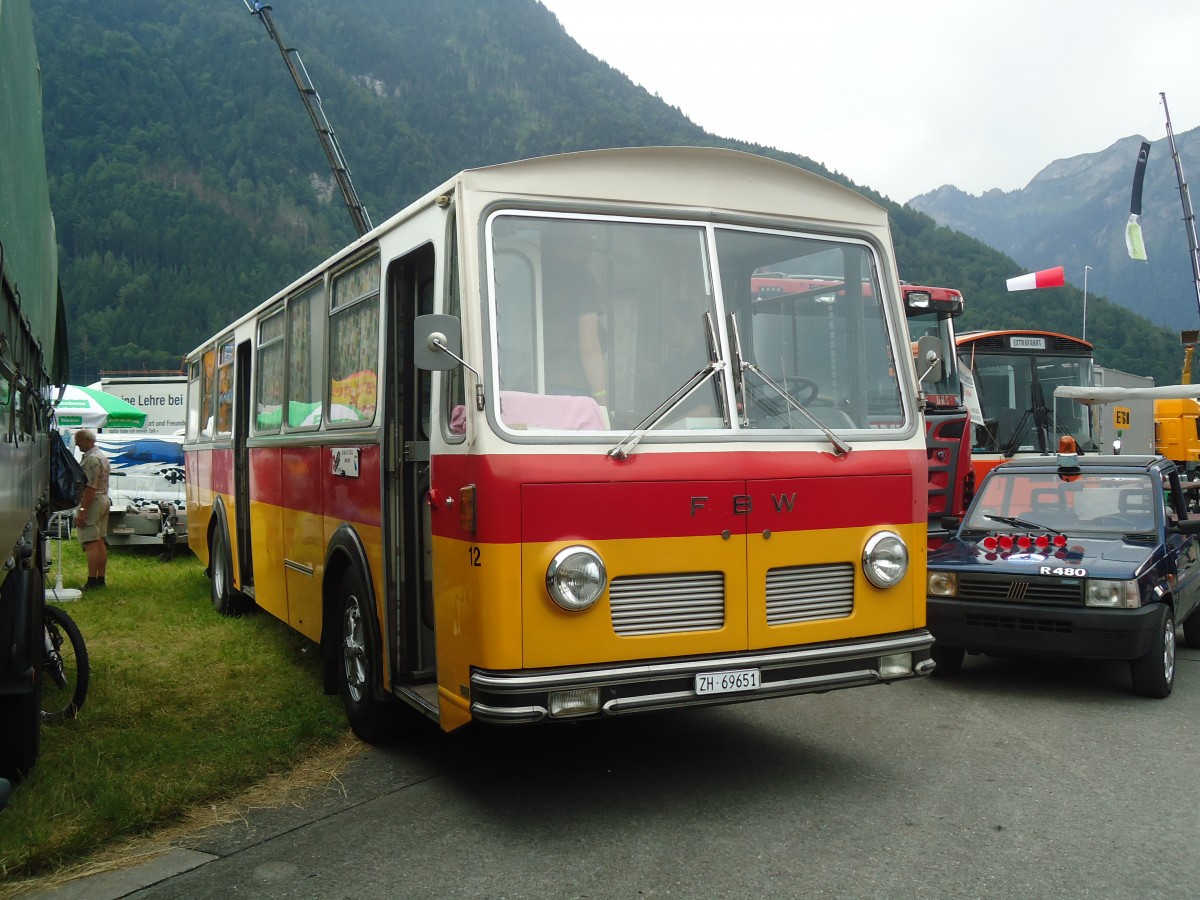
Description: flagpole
1082,265,1091,341
1162,92,1200,319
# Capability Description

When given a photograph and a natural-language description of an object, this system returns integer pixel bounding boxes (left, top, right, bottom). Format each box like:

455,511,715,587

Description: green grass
0,539,348,883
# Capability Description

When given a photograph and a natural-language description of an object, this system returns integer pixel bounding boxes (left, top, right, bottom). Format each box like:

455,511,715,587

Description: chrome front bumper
470,629,935,724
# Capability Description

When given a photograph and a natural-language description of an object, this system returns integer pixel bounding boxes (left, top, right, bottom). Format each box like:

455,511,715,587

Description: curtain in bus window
489,215,722,433
216,340,235,436
328,256,381,425
715,229,903,431
198,348,217,438
287,283,324,427
255,308,285,432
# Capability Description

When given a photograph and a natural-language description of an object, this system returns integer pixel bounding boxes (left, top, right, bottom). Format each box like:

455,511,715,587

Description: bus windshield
487,214,906,436
962,349,1093,454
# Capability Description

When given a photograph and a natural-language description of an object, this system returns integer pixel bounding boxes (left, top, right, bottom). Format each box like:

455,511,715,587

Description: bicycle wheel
41,604,89,722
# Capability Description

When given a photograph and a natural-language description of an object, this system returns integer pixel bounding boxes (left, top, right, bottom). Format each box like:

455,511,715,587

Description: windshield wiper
608,313,727,460
983,513,1062,534
728,314,851,457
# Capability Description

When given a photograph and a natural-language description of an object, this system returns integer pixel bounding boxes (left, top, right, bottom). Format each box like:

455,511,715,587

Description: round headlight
863,531,909,588
928,571,957,597
546,546,607,611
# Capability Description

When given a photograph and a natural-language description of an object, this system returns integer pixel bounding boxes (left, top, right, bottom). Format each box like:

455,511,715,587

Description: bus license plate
695,668,760,695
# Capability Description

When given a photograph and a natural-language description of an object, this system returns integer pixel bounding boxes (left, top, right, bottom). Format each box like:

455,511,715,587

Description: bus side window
443,238,465,440
215,338,235,436
287,282,325,428
186,359,202,441
200,346,217,439
329,256,381,426
255,308,285,432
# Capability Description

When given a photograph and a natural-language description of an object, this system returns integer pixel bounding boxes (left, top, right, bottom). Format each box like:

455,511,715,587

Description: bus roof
189,147,893,358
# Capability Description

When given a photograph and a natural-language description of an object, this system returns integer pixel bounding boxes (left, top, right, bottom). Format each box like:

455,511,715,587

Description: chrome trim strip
470,704,548,724
601,669,880,715
284,559,315,576
471,631,932,693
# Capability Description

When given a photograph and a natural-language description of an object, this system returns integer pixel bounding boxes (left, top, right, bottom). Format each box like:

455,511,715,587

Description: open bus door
385,245,438,709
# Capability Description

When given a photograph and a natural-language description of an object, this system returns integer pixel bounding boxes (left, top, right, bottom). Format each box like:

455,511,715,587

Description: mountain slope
910,129,1200,333
31,0,1186,385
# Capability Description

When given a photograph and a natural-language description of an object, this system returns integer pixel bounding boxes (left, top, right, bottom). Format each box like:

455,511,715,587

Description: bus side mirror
414,314,464,372
916,335,943,383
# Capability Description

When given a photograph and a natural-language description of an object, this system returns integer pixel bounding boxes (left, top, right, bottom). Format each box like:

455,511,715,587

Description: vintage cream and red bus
957,330,1094,482
184,147,935,740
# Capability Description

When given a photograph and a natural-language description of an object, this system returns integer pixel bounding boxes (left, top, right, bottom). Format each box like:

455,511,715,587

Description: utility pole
244,1,372,237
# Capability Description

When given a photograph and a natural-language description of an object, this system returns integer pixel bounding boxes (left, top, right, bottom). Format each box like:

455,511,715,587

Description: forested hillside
32,0,1184,384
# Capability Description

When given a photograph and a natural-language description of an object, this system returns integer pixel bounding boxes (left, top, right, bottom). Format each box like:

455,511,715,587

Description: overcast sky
538,0,1200,203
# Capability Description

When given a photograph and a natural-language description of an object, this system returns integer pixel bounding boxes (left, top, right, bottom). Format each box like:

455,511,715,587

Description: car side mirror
1171,518,1200,535
940,515,962,532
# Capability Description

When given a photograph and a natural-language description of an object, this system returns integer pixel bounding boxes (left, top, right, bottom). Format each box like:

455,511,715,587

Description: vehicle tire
1130,606,1175,698
931,644,965,678
209,522,249,617
336,568,398,742
0,684,40,780
41,605,89,723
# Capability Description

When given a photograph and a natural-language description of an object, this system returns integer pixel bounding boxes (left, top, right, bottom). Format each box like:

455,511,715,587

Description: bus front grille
766,564,854,625
609,572,724,636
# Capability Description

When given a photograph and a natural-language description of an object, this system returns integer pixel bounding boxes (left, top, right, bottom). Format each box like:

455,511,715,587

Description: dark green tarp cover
0,0,67,384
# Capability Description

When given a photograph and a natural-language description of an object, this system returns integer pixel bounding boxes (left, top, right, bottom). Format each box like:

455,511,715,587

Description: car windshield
963,471,1157,535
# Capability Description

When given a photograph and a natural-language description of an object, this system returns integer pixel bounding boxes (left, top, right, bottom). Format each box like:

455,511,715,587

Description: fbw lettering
690,494,799,516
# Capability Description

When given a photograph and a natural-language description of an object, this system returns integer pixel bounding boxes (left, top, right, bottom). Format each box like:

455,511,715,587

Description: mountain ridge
909,128,1200,334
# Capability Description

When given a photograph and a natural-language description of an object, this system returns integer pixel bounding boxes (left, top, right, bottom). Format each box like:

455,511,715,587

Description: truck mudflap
470,630,935,724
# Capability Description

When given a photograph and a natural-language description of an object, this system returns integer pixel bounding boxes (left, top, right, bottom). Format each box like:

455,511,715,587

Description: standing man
73,429,110,590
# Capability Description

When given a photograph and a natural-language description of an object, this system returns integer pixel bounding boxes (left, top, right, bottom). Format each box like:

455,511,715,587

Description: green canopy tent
51,384,148,430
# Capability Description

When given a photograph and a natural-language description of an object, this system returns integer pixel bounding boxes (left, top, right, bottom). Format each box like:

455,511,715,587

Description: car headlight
1085,579,1141,609
928,571,957,597
863,531,909,588
546,546,607,611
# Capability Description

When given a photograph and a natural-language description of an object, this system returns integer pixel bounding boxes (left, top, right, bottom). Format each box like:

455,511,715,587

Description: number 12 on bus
184,148,935,741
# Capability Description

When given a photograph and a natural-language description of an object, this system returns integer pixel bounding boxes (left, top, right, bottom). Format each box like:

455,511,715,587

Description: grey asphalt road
34,647,1200,899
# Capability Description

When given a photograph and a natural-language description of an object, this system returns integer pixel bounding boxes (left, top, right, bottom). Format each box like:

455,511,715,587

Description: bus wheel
337,568,397,742
0,685,40,781
209,524,248,617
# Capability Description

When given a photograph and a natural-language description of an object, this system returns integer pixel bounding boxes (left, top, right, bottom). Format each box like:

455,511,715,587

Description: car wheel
931,644,965,678
1130,606,1175,698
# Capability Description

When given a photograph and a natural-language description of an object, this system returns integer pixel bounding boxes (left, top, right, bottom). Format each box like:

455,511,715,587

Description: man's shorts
77,494,111,544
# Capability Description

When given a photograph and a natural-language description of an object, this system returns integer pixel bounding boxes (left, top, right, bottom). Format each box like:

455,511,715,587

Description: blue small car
927,453,1200,697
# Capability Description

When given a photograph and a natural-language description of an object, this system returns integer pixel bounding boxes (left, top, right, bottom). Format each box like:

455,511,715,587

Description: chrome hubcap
342,594,368,703
1164,619,1176,684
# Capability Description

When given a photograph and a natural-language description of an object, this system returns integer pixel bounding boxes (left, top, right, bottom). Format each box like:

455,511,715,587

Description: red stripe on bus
245,445,382,526
429,449,925,543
